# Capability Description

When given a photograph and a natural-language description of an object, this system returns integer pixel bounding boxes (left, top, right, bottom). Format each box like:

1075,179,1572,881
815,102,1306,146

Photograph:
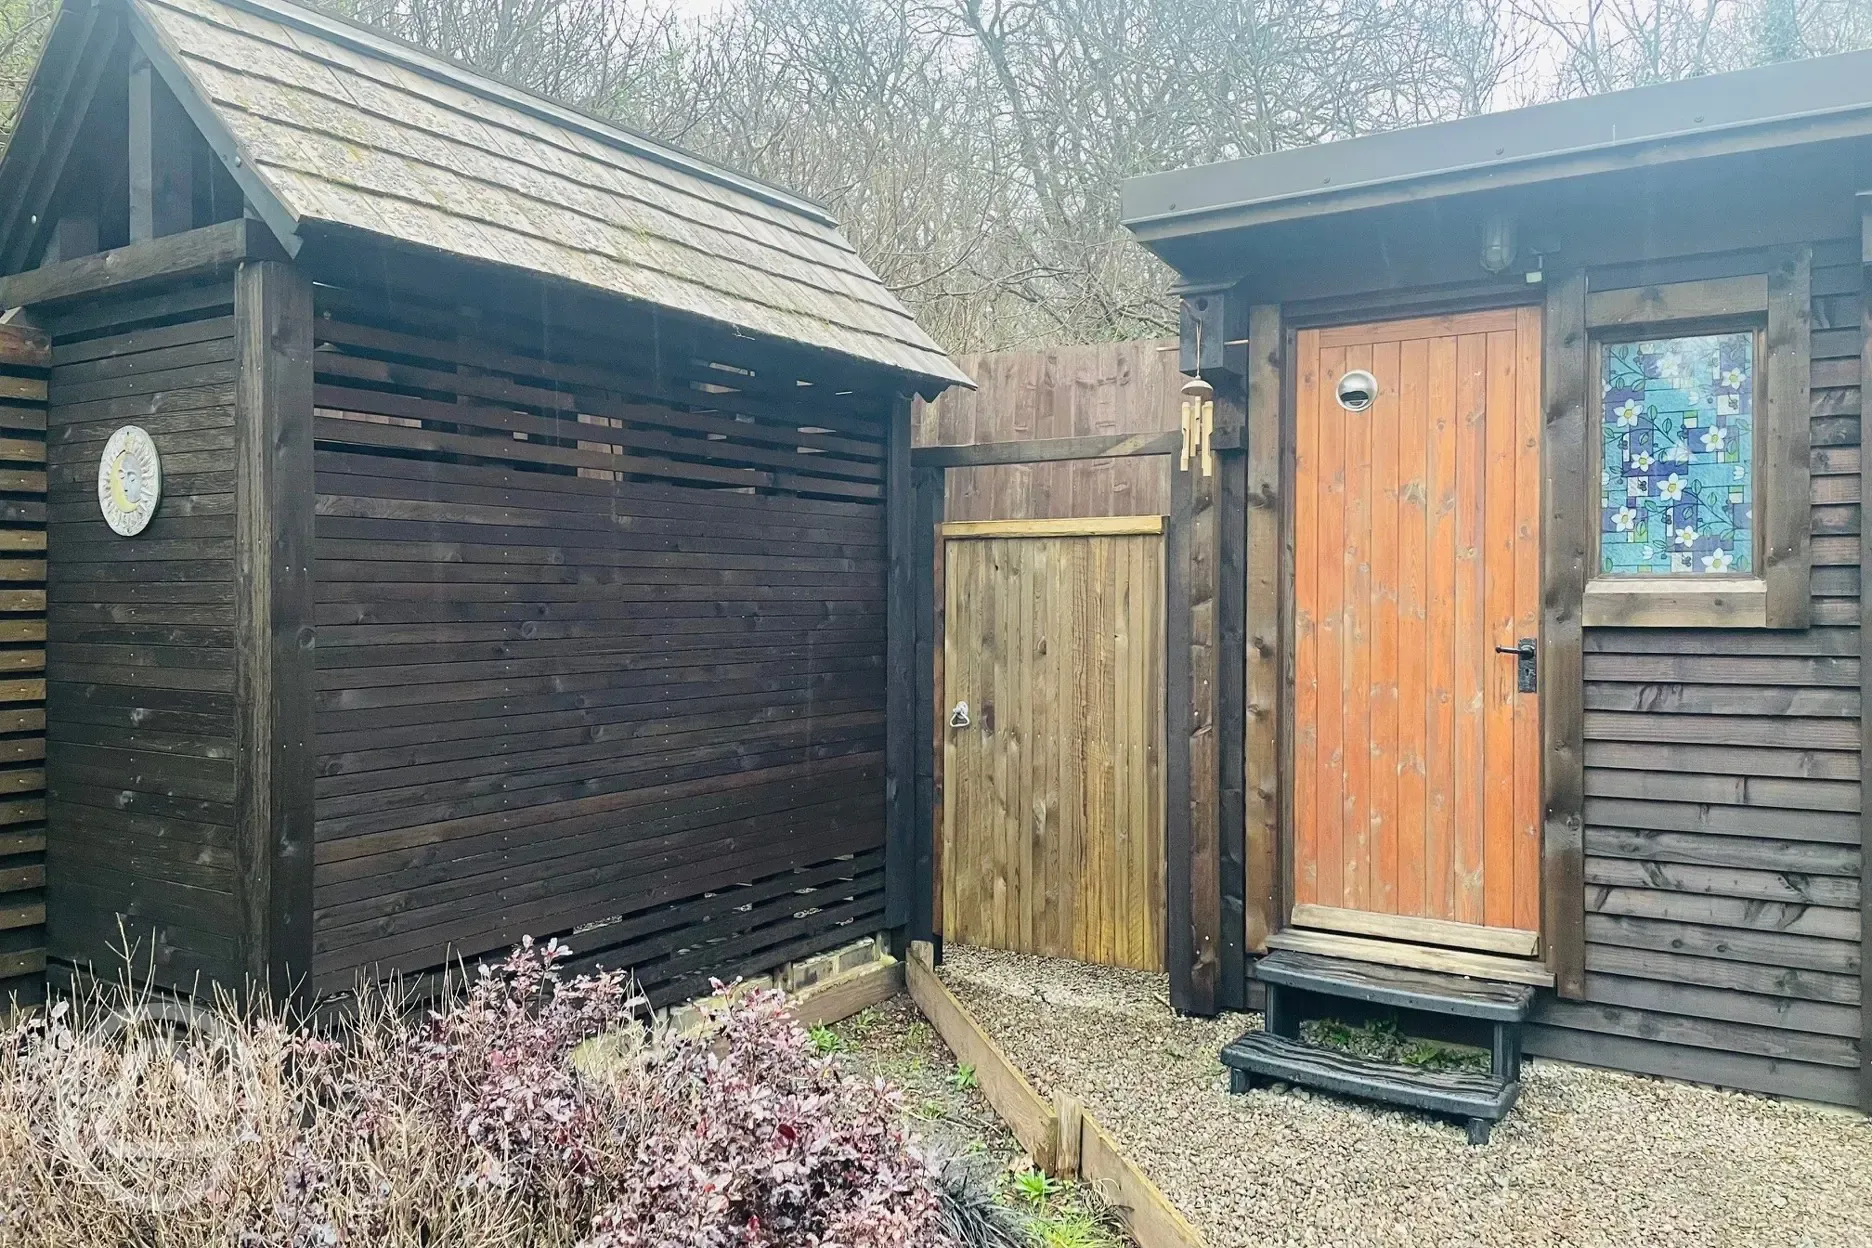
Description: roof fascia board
0,1,110,272
121,0,302,257
1126,102,1872,243
208,0,841,230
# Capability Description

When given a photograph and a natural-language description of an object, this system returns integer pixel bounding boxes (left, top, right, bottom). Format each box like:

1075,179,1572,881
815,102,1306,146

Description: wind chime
1179,320,1216,477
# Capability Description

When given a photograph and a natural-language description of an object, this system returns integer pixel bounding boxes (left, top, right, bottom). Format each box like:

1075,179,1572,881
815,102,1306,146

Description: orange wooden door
1292,308,1543,954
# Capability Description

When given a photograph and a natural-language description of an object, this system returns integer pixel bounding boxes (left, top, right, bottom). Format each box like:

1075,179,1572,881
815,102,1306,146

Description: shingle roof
130,0,970,386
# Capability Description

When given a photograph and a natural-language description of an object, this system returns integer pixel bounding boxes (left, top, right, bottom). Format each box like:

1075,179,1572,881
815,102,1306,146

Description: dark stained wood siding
0,325,47,1010
1526,240,1863,1104
41,277,241,993
916,341,1180,521
307,283,892,1003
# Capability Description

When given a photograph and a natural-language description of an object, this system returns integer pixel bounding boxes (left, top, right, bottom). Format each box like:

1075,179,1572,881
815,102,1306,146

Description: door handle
1495,639,1537,693
949,701,971,729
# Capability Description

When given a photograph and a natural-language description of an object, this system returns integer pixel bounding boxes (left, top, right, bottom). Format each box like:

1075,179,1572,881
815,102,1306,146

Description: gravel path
939,945,1872,1248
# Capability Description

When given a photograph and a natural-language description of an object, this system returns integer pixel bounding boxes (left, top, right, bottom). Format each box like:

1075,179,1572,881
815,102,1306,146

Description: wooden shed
1118,55,1872,1113
0,0,967,1007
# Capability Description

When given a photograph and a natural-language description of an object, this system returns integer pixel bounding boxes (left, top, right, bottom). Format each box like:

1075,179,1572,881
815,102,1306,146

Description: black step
1221,1030,1521,1138
1254,950,1534,1022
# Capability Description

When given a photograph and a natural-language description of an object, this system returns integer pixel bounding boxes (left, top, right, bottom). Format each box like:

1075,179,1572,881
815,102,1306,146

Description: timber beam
910,430,1181,468
0,217,285,310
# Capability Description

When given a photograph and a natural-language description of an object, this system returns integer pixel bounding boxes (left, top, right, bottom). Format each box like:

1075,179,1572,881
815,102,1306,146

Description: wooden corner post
1167,286,1249,1015
910,462,944,944
233,259,316,1007
1858,190,1872,1114
884,393,917,936
1540,269,1589,1001
1243,304,1282,962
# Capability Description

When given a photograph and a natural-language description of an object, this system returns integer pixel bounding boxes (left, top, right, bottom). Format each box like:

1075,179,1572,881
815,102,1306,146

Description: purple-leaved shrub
0,938,961,1248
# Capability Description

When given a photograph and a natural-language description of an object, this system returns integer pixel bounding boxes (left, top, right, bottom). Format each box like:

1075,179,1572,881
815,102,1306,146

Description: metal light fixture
1481,213,1518,274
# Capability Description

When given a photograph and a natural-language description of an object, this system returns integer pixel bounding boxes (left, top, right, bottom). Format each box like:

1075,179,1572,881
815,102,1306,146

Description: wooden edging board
905,943,1208,1248
787,958,905,1028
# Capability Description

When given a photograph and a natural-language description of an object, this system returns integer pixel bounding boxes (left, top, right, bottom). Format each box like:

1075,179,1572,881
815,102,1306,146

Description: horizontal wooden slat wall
41,278,242,994
917,340,1179,520
0,324,46,1011
1526,240,1863,1104
308,284,891,1003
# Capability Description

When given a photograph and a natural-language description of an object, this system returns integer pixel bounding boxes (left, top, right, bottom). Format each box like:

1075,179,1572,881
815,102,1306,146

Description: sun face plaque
97,426,162,537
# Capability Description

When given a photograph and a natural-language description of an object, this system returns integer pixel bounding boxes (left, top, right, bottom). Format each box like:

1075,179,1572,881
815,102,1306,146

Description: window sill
1582,577,1766,628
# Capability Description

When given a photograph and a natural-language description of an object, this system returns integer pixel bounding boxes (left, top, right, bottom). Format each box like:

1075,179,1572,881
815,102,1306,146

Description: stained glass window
1599,332,1754,576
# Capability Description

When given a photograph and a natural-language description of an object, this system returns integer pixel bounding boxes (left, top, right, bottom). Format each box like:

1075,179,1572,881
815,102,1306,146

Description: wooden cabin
1119,55,1872,1114
0,0,966,1007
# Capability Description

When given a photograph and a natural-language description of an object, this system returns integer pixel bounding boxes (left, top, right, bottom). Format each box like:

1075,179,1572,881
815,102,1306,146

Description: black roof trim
1123,50,1872,241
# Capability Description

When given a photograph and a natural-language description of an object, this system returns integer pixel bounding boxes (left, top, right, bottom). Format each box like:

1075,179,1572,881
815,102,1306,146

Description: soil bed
827,994,1131,1247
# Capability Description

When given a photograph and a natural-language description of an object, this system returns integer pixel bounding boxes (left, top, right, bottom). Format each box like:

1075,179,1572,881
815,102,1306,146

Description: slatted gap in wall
1526,239,1863,1105
0,325,46,1010
308,284,891,1002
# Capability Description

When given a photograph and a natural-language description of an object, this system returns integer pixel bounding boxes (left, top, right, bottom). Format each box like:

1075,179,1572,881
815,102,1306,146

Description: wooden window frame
1579,261,1812,628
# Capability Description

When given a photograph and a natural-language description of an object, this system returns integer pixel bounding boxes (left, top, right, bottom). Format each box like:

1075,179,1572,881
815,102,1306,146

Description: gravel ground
939,944,1872,1248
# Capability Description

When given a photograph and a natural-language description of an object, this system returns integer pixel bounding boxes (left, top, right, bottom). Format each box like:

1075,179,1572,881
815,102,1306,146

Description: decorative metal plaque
97,426,162,536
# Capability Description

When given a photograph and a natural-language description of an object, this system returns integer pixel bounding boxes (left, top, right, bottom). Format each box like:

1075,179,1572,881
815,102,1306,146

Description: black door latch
1495,638,1537,693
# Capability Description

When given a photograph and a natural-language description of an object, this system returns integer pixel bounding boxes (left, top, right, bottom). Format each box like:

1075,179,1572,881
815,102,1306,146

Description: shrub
0,939,960,1248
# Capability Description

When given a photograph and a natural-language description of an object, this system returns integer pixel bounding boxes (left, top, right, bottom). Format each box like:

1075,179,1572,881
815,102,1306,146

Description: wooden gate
938,518,1167,971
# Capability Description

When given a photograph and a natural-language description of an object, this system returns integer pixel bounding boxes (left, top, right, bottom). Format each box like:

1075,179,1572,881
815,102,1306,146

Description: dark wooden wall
1524,239,1863,1104
41,276,240,992
917,340,1180,520
0,325,47,1010
305,280,893,1004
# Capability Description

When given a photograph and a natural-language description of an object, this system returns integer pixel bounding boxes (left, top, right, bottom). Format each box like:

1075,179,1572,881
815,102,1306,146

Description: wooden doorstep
1290,902,1540,958
1265,928,1555,988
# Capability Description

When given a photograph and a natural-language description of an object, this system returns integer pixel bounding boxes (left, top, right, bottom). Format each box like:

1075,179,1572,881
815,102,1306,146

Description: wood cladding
0,324,47,1010
41,277,241,993
916,341,1180,521
939,531,1167,970
307,284,893,1002
1525,242,1865,1105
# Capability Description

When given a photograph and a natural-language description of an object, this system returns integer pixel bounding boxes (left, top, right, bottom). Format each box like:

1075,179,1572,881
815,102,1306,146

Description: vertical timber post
1541,269,1589,1001
884,393,916,939
1168,285,1248,1015
233,259,316,1008
128,49,193,242
1243,305,1283,964
911,463,944,944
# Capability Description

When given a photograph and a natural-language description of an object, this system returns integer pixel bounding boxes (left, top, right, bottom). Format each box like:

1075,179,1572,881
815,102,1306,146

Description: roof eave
1123,99,1872,247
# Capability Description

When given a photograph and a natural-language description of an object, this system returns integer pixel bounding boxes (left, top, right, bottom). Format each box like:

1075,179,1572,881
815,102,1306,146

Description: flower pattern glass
1600,332,1754,576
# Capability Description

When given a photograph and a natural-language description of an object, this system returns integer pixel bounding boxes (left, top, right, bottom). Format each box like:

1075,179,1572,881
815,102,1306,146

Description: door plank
1370,339,1402,915
1396,337,1430,920
1426,335,1460,924
1316,345,1347,909
1513,305,1546,934
1342,343,1374,913
1484,329,1520,930
1294,335,1321,908
1454,332,1490,926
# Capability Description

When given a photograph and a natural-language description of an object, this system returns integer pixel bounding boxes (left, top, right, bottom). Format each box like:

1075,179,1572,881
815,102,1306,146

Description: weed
808,1022,847,1055
1010,1168,1061,1205
949,1062,979,1091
